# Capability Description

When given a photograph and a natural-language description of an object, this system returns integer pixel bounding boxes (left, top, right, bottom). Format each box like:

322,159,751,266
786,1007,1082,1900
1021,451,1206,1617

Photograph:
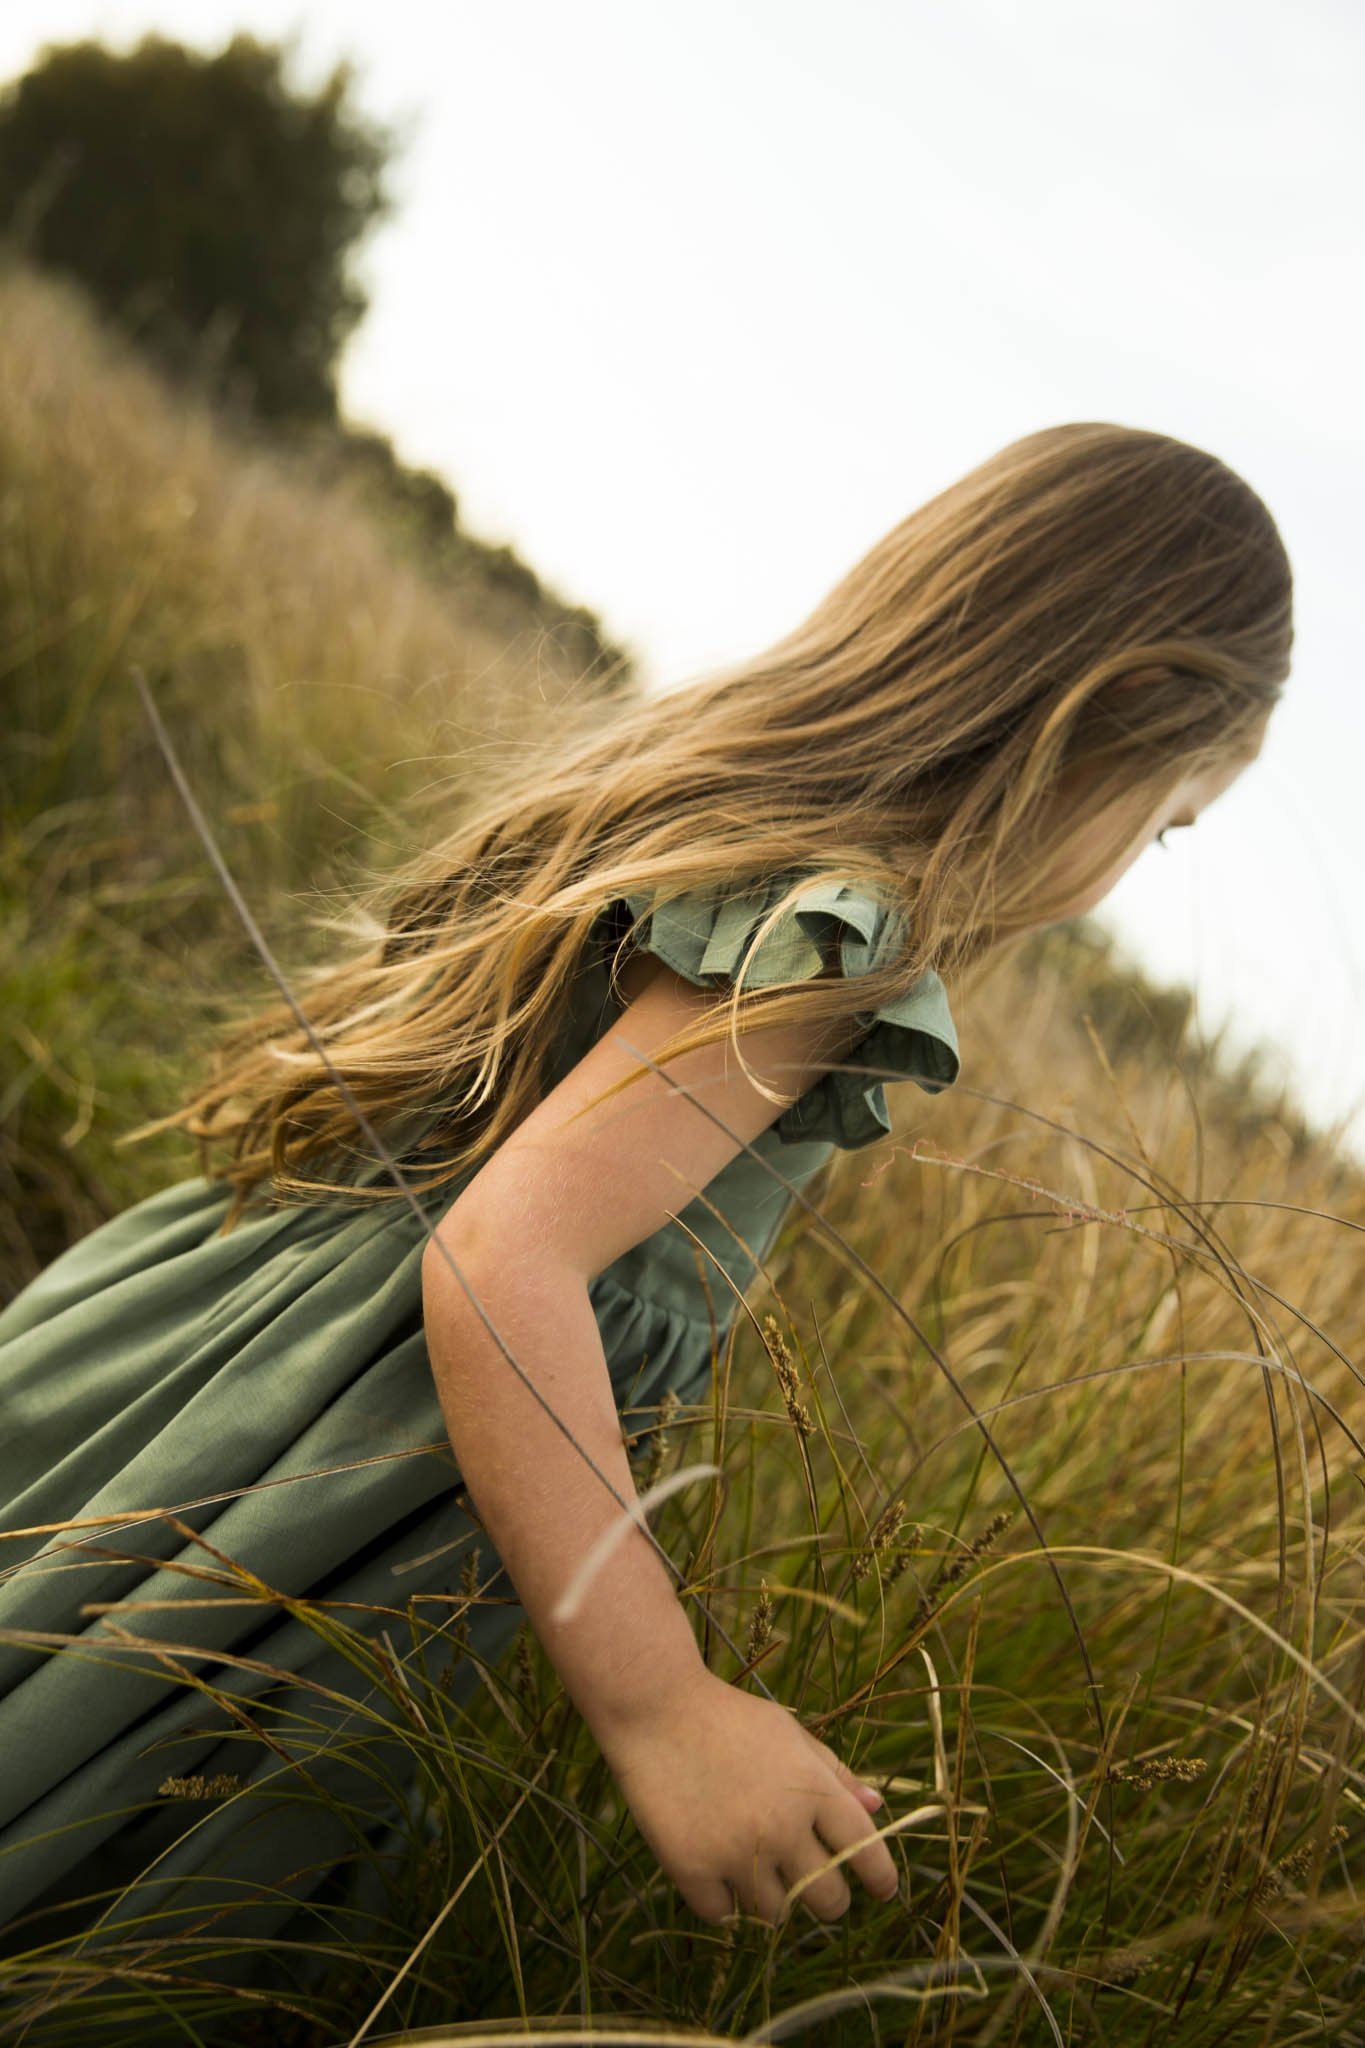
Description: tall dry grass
1,261,1361,2043
0,255,632,1280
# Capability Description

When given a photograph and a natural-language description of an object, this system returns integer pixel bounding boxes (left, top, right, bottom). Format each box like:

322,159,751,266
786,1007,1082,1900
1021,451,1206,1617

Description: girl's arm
420,956,861,1751
423,1220,705,1743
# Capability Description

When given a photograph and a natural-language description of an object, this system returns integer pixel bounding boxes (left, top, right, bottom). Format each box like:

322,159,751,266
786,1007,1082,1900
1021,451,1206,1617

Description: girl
0,422,1289,1959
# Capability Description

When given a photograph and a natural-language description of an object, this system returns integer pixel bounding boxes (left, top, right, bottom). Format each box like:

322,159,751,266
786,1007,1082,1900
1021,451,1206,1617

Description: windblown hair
132,422,1292,1230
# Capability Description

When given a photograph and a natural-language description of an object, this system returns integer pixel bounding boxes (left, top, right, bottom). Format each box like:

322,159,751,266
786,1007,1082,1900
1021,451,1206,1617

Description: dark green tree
0,30,399,422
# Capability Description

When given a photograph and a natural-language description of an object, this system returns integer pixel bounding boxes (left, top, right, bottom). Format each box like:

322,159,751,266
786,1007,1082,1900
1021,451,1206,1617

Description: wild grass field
1,258,1361,2045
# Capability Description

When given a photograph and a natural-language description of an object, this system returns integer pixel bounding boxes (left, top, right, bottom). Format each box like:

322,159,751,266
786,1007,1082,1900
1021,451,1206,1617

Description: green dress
0,868,959,1953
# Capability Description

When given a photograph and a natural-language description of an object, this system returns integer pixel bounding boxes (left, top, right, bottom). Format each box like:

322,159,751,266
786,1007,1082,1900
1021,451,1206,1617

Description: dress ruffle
613,870,961,1151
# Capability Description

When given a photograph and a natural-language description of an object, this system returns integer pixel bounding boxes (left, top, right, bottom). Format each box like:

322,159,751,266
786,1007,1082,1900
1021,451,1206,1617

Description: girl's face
1041,723,1269,923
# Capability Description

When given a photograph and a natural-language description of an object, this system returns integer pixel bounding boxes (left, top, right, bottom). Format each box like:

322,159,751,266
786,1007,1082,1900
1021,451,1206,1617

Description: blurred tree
0,29,398,423
0,31,634,690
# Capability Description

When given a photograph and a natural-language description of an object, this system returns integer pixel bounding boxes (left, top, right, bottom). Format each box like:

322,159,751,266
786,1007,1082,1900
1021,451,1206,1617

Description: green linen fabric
0,867,959,1961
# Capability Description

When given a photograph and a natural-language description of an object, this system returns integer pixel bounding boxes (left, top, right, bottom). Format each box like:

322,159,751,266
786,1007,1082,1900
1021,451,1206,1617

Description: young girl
0,422,1289,1958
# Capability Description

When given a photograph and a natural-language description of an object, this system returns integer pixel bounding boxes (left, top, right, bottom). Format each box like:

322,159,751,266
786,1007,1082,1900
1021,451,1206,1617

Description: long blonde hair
133,422,1292,1229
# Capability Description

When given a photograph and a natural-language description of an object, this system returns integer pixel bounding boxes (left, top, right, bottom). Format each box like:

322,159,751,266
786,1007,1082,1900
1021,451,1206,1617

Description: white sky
5,0,1363,1164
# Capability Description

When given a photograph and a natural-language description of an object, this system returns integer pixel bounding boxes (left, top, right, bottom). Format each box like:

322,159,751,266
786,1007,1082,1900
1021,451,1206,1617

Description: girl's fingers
780,1829,853,1922
799,1725,883,1807
733,1857,794,1928
813,1792,900,1901
679,1872,740,1925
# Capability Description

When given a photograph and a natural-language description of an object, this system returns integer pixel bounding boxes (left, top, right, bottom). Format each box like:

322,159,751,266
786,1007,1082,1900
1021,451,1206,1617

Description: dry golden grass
0,259,1361,2044
0,255,630,1279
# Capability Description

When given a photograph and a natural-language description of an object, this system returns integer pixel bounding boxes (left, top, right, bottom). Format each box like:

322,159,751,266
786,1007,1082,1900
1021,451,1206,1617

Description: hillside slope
0,257,636,1276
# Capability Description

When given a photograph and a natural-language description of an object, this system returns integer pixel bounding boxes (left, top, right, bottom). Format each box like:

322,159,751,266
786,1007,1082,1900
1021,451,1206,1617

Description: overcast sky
5,0,1363,1163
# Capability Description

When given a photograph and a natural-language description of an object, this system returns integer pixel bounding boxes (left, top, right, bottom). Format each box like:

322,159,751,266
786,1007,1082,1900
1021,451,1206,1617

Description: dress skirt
0,1168,715,1956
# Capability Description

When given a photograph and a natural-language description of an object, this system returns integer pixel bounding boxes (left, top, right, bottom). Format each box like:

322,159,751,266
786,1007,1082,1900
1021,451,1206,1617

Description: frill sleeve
613,869,961,1151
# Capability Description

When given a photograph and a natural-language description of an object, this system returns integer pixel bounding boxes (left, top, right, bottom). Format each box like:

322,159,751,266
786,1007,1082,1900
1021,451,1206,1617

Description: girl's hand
595,1667,899,1926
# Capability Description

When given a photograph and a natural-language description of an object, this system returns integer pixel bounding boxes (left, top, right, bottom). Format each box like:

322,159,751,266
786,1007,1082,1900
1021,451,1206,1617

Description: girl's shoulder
608,866,961,1152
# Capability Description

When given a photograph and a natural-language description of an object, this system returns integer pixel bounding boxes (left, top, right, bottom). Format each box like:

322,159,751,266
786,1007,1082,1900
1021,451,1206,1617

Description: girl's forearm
421,1243,709,1748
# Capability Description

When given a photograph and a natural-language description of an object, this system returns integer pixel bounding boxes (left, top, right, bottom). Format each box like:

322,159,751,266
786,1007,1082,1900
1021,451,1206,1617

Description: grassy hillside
0,255,636,1280
2,260,1361,2044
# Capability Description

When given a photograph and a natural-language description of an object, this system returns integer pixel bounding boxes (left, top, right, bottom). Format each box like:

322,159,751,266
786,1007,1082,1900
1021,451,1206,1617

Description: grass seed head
745,1578,775,1662
157,1773,244,1800
1108,1755,1209,1790
761,1313,814,1435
